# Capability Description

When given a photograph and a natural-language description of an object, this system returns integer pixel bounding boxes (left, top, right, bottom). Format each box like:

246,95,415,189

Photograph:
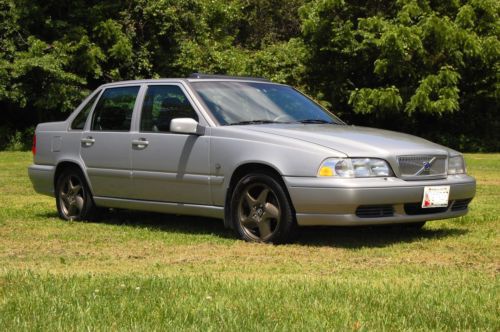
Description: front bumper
284,175,476,226
28,164,55,197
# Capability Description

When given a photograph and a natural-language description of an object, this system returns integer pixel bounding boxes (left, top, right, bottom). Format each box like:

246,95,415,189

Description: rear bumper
28,164,55,197
284,175,476,226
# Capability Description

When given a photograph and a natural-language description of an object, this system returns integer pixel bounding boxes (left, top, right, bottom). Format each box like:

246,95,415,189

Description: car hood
242,124,454,157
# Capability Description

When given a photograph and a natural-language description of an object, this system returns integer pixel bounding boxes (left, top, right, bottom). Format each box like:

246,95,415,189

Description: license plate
422,186,450,208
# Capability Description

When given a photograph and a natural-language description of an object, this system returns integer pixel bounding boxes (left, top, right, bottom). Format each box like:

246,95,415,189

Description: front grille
356,205,394,218
404,202,450,215
397,155,447,179
451,199,472,211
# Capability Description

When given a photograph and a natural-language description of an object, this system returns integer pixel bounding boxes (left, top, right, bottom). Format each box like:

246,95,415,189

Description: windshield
190,81,344,125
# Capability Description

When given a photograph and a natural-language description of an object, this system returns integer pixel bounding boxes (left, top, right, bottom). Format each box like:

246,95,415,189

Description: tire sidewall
230,173,296,243
55,169,94,221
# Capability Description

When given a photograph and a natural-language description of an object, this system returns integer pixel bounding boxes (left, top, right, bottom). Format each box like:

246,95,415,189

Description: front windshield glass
191,81,344,125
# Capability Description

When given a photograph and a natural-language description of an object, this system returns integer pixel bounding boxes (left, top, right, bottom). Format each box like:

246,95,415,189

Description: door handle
132,138,149,149
81,136,95,147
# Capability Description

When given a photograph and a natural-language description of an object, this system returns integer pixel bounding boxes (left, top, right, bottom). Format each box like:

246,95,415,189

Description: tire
230,173,297,244
55,168,98,221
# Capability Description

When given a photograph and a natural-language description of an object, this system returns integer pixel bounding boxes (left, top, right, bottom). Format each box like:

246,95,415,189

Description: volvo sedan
28,74,476,243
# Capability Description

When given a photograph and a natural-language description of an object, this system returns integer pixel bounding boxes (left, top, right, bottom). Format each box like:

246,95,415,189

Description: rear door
80,85,140,198
130,84,211,204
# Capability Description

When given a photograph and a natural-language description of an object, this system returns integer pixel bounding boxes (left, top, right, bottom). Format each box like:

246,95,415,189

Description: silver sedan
28,74,476,243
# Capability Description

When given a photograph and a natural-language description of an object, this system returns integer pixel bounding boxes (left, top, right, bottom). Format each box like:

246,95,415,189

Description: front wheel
230,173,297,244
55,168,97,221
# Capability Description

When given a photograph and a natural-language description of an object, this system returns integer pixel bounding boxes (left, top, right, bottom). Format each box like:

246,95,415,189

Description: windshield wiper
228,120,288,126
228,119,339,126
297,119,336,124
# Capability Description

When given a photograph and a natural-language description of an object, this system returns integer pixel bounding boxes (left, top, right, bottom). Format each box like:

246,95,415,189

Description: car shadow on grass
38,210,235,239
98,209,236,240
38,210,468,247
297,225,468,248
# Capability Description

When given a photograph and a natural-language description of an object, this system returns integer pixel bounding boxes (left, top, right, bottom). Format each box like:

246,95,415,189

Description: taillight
32,134,36,156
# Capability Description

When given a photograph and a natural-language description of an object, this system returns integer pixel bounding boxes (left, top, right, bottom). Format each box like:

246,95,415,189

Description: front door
130,84,211,204
80,85,140,198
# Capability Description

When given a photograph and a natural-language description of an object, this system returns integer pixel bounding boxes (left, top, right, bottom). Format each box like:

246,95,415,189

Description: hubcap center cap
252,205,265,221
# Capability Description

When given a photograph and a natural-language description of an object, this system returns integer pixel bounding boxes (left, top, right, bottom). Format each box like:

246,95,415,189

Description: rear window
71,92,100,130
91,86,140,131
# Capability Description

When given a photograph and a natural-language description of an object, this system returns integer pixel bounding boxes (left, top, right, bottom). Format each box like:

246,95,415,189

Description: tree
300,0,499,150
0,0,497,151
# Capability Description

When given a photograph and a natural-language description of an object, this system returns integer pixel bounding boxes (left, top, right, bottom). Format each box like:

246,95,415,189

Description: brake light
32,134,36,156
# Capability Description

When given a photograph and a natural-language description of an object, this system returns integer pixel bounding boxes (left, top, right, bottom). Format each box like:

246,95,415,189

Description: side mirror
170,118,204,135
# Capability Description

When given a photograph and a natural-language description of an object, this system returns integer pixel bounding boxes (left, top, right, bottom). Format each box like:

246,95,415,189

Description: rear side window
91,86,140,131
140,85,198,132
71,92,100,130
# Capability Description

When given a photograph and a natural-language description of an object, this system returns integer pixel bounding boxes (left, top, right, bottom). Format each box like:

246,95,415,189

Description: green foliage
246,39,309,86
301,0,499,150
0,126,34,151
9,37,86,112
94,19,133,78
406,66,461,115
0,0,498,150
349,86,403,114
4,127,33,151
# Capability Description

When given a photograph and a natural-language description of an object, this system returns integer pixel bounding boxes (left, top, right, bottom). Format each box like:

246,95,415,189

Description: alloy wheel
237,183,281,241
59,175,85,219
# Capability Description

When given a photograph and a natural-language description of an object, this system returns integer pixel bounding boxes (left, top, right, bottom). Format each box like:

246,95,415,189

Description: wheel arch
54,160,94,196
223,162,295,229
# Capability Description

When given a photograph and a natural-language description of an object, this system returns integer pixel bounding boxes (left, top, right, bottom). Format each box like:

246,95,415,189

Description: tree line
0,0,498,151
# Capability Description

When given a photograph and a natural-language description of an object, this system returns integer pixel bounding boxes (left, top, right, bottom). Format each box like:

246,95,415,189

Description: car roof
97,74,280,89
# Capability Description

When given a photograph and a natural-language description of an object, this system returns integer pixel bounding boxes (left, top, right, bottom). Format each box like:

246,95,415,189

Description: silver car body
28,78,476,227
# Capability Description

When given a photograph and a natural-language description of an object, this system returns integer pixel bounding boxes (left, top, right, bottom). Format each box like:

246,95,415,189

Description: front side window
71,92,100,130
191,81,343,125
91,86,140,131
140,85,198,132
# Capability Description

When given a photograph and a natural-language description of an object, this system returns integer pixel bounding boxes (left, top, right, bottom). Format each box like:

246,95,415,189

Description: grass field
0,152,498,330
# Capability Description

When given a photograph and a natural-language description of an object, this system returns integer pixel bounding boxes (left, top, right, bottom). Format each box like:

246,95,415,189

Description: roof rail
189,73,271,82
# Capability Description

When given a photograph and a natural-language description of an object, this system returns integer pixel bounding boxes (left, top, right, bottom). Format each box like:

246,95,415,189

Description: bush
4,127,35,151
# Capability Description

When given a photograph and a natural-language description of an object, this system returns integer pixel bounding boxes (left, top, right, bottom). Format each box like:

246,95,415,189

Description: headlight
318,158,393,177
448,155,466,174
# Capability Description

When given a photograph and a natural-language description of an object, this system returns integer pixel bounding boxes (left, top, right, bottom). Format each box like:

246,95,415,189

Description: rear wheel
55,168,97,221
230,173,297,244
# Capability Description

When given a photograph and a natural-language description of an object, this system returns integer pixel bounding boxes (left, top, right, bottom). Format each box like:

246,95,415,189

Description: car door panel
80,86,140,198
131,133,210,204
81,132,132,198
130,84,211,204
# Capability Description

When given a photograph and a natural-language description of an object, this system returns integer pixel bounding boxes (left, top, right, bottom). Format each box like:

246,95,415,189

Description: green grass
0,152,498,331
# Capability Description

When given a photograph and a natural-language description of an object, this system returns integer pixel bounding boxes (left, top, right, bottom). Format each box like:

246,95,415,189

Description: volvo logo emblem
414,157,437,175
